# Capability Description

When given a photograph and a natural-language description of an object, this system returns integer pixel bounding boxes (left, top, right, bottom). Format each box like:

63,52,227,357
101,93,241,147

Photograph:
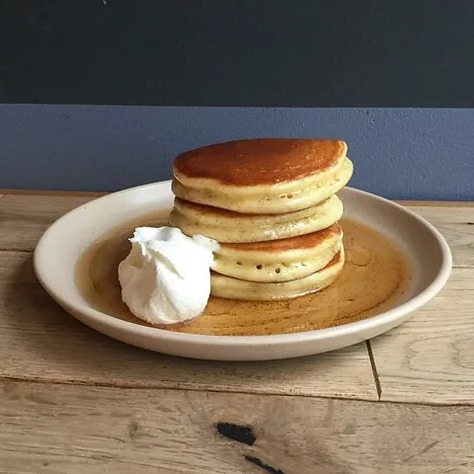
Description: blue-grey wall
0,105,473,200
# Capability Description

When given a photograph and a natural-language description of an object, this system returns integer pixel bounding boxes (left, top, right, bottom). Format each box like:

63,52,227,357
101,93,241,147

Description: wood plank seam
366,341,382,400
0,375,380,403
0,248,32,253
2,377,474,409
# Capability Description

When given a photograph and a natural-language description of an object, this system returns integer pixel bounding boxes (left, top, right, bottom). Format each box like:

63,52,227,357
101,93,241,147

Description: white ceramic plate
34,182,451,361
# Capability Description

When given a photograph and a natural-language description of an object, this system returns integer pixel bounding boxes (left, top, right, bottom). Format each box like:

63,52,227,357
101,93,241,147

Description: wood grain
1,192,473,406
408,206,474,268
371,267,474,404
0,194,94,251
1,380,473,474
0,251,376,400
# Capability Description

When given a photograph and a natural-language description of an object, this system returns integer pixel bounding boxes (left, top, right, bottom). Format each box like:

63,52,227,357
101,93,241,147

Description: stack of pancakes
169,138,353,300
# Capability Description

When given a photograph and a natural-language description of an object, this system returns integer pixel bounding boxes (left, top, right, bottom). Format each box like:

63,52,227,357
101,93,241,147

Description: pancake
174,138,347,188
212,224,343,282
169,138,353,300
172,138,353,214
211,248,345,301
169,194,343,243
172,157,352,214
173,157,352,215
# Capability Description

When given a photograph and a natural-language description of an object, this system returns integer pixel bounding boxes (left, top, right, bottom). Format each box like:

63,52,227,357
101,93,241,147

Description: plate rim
34,181,452,347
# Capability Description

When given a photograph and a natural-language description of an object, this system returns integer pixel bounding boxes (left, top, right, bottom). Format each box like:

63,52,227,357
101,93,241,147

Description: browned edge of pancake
210,249,343,282
172,196,333,219
173,196,266,217
173,138,347,186
220,223,342,252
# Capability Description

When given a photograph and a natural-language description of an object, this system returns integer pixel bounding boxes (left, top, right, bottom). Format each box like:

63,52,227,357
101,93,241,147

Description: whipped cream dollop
118,226,219,325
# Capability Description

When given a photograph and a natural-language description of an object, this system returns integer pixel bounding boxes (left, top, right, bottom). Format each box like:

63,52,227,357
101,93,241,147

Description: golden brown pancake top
221,224,342,252
173,138,347,186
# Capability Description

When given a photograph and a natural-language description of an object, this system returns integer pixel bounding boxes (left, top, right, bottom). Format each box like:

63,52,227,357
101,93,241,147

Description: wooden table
0,190,473,473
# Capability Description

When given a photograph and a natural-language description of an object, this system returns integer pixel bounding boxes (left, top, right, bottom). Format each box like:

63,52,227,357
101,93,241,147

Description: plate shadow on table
1,253,377,399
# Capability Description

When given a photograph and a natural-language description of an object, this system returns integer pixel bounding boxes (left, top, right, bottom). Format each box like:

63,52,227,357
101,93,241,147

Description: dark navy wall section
0,105,473,200
3,0,474,107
